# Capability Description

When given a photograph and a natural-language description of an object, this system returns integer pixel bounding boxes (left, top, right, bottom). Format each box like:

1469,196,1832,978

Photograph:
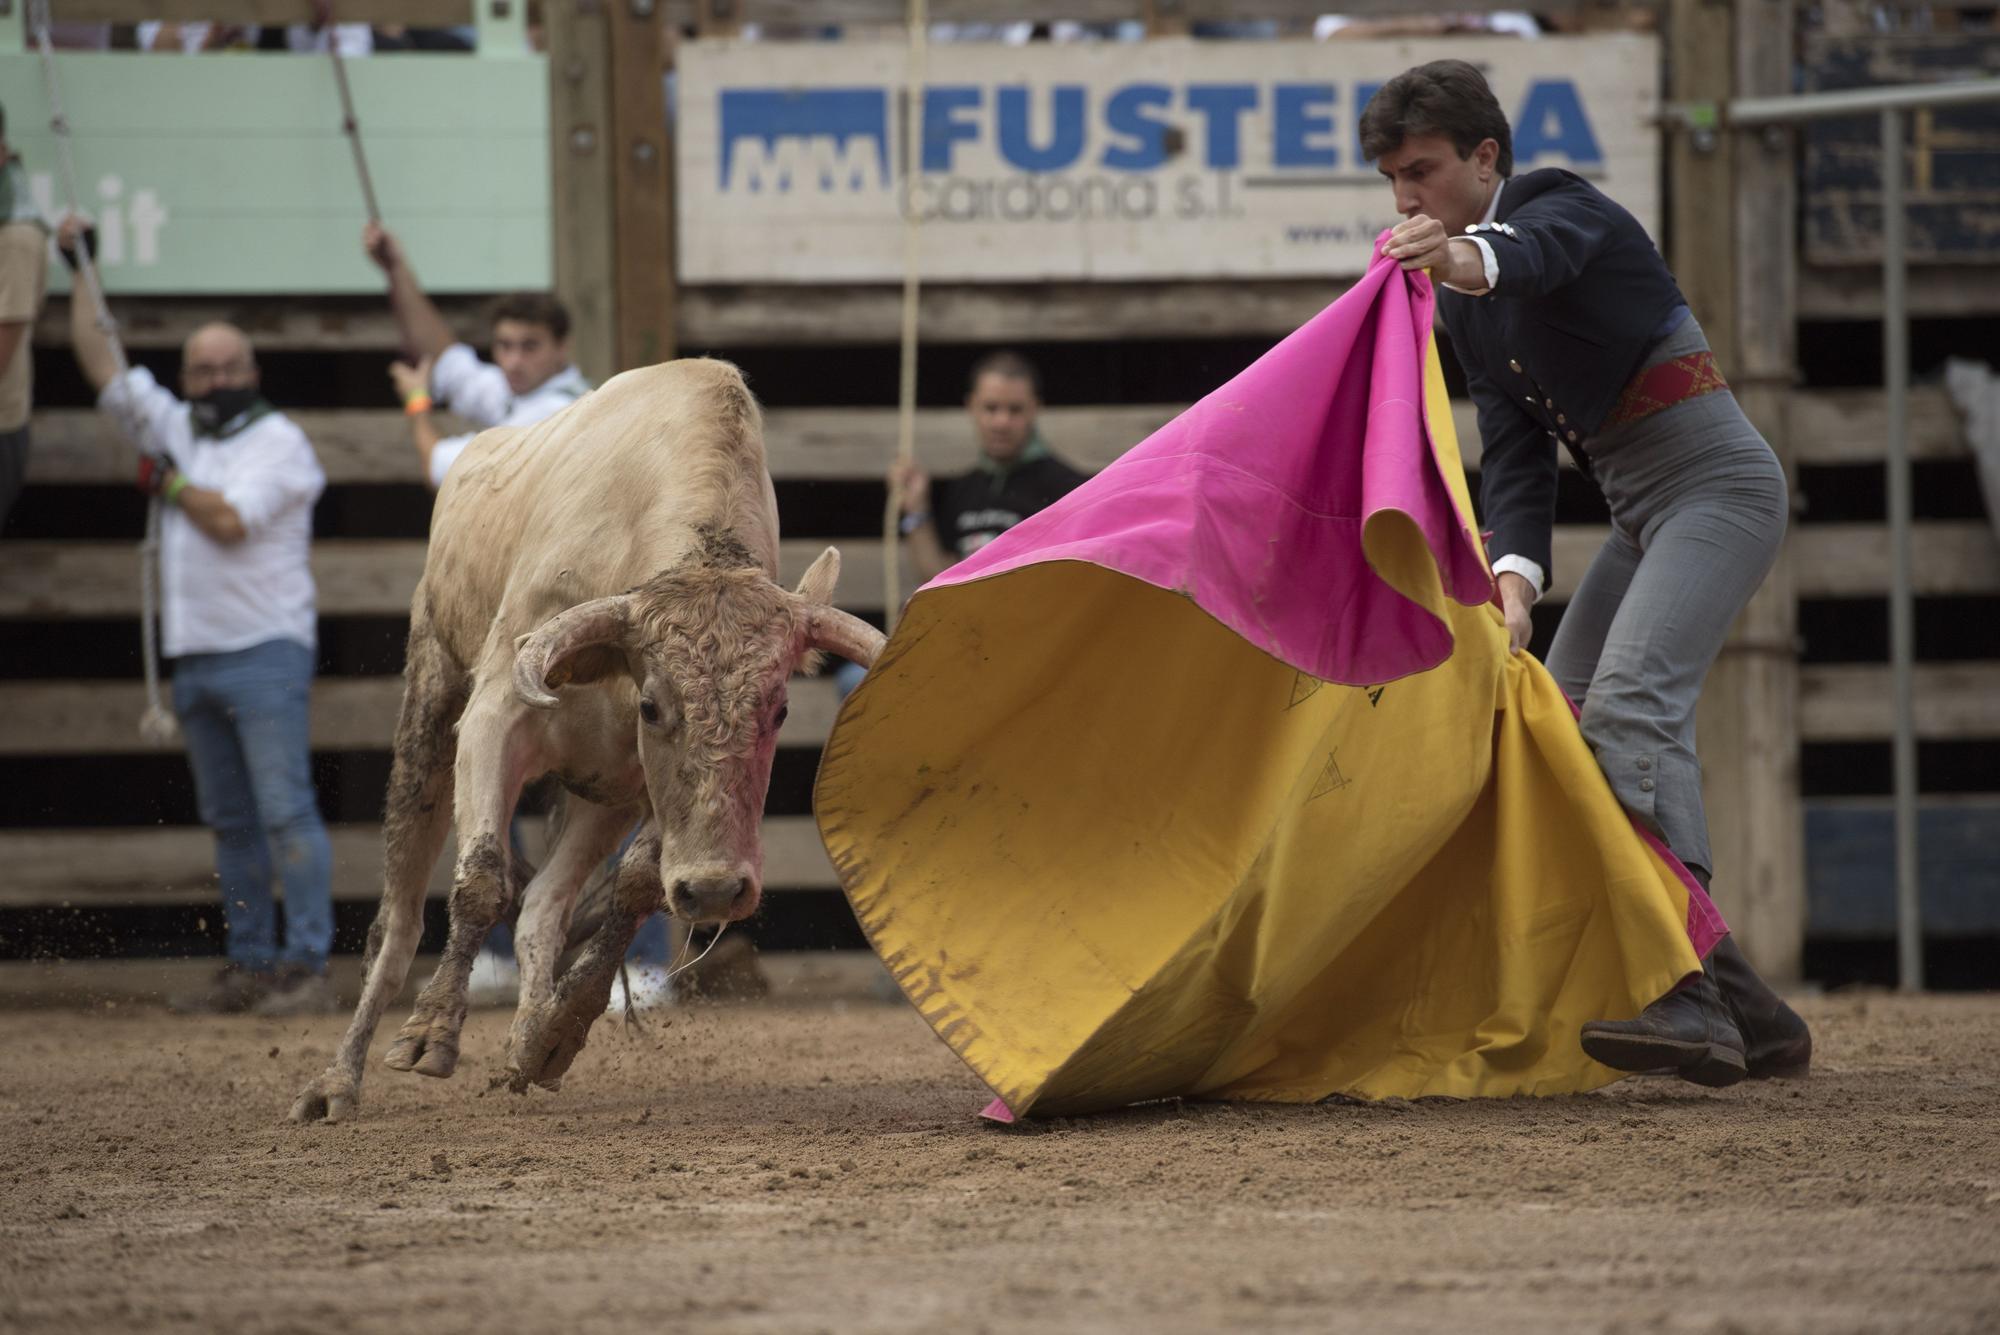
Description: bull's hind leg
508,828,664,1093
502,798,639,1090
291,626,464,1123
383,682,537,1079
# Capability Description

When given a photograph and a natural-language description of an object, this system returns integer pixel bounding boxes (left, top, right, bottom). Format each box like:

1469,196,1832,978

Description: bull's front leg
384,690,537,1080
507,829,663,1093
502,799,641,1090
291,624,464,1122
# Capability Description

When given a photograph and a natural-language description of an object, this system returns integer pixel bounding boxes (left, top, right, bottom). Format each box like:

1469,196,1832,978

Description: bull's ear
513,594,636,709
792,546,841,605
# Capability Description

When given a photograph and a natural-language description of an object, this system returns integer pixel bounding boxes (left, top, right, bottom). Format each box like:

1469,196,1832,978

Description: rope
28,1,178,745
881,0,928,631
326,31,383,225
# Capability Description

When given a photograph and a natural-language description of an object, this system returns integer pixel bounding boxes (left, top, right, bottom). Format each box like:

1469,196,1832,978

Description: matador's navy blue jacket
1435,168,1688,590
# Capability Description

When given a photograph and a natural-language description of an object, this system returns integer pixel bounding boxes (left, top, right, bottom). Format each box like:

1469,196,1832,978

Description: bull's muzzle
669,874,756,924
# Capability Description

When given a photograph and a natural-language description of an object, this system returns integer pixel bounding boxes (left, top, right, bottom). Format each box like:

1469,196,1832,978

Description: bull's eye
775,704,789,728
638,698,661,726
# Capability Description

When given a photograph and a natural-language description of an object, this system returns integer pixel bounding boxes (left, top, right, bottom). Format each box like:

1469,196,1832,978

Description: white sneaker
465,949,520,1007
608,964,675,1015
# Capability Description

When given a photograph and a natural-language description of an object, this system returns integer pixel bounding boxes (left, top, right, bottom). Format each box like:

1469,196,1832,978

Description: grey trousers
1544,317,1789,880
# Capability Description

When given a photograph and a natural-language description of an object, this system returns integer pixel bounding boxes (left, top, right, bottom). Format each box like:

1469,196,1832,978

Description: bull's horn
513,594,635,709
800,604,886,668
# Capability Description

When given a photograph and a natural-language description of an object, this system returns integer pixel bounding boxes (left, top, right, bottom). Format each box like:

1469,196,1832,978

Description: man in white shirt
362,223,590,490
59,219,335,1018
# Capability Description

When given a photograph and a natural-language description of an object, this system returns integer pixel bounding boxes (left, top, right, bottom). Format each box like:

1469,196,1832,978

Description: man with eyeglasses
60,217,335,1019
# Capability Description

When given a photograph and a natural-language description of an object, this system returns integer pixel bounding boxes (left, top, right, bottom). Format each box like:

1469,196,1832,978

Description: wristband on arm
403,392,434,416
163,473,190,505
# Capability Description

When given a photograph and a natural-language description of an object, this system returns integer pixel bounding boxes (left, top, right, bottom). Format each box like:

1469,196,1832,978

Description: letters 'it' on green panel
0,52,550,295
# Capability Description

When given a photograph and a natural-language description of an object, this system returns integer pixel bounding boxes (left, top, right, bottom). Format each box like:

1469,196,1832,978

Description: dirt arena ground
1,973,1996,1334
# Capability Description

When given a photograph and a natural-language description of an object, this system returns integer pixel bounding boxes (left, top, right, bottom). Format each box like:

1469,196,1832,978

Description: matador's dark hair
1358,60,1515,177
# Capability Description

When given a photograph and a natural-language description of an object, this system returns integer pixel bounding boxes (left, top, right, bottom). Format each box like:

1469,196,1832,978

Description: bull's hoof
507,1004,595,1094
382,1007,464,1079
289,1068,360,1124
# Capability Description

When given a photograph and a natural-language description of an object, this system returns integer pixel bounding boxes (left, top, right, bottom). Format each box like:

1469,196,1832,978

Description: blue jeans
172,638,334,972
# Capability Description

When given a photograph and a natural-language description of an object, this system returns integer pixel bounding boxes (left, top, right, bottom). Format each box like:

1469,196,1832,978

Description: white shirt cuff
1442,235,1498,296
1492,554,1545,603
429,434,473,488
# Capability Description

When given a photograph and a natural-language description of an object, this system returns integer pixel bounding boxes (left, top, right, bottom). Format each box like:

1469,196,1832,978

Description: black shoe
166,962,270,1014
1708,935,1812,1079
1581,971,1747,1088
252,964,337,1017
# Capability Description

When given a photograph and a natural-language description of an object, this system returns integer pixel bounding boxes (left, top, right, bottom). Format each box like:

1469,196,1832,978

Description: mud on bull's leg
291,625,463,1124
504,799,638,1082
382,680,538,1080
383,835,523,1079
506,830,663,1093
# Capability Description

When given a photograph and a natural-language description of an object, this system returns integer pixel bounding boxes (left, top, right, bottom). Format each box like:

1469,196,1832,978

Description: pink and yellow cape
815,249,1726,1118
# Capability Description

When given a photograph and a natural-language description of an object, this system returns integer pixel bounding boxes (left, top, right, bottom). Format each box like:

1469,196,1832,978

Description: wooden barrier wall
4,382,1996,936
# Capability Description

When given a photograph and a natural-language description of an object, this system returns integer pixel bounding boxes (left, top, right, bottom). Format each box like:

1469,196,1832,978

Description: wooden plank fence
4,661,1994,761
6,383,1997,939
8,521,1997,622
0,817,837,910
20,385,1970,482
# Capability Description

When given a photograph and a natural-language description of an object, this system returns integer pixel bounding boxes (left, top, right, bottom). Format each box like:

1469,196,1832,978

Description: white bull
292,359,881,1122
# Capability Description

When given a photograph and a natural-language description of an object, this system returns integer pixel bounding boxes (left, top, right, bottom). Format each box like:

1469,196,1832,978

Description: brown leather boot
1708,935,1813,1079
1580,969,1748,1088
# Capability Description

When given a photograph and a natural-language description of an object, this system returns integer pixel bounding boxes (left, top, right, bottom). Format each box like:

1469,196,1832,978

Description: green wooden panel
0,51,549,293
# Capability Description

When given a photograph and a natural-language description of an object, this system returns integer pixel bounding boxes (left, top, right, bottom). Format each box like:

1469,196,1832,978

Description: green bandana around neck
191,391,276,440
976,429,1052,484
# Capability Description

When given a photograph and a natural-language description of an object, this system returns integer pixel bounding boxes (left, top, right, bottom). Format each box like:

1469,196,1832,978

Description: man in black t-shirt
890,351,1089,585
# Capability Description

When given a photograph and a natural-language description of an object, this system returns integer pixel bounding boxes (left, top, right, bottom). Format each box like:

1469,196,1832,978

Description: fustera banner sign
676,35,1660,283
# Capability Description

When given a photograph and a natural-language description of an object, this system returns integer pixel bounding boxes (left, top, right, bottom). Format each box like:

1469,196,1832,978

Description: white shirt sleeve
428,432,475,488
97,366,188,460
1491,554,1546,604
430,342,512,428
217,418,326,534
1442,235,1499,297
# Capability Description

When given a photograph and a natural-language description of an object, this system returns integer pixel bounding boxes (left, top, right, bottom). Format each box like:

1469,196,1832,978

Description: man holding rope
1362,60,1812,1085
361,223,588,491
889,351,1088,586
58,218,336,1018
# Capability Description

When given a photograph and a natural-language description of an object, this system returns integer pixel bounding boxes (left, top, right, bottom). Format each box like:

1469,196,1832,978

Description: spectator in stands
838,351,1089,709
58,217,335,1017
0,102,49,535
889,350,1090,586
137,20,371,53
361,222,589,492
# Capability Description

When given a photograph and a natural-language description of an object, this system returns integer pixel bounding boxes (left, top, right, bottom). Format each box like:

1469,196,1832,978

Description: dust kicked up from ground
1,977,1996,1334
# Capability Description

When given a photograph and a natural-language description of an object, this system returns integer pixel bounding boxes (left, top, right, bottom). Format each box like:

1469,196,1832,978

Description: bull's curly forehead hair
632,568,796,763
1358,59,1515,178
